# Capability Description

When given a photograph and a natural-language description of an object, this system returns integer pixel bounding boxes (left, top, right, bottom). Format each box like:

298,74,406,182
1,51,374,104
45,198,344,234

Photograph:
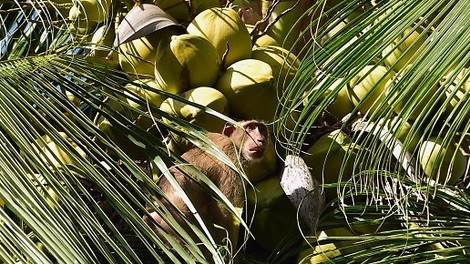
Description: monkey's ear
222,123,235,137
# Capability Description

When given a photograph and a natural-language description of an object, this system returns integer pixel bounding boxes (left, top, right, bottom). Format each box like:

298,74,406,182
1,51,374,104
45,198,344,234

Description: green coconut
118,27,179,77
160,86,229,132
246,24,280,47
251,45,300,92
160,86,229,152
68,0,112,36
261,0,310,50
215,58,276,121
154,0,191,22
124,79,166,109
301,129,359,201
347,65,393,116
154,34,221,94
246,176,299,251
382,27,428,72
418,137,467,185
68,4,98,36
32,132,88,168
187,7,252,68
96,117,148,159
441,68,470,122
385,64,438,120
306,77,355,122
378,116,422,152
90,24,115,57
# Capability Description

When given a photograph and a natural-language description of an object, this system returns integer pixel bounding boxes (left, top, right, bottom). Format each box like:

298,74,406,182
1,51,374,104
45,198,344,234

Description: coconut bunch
54,2,311,255
95,3,305,159
282,4,470,261
300,12,469,205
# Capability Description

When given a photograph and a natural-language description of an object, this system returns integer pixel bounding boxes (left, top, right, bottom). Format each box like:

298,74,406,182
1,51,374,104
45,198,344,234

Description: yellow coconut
124,79,166,109
160,86,229,132
154,0,191,22
160,86,229,152
301,130,359,201
154,34,221,94
216,58,276,121
50,0,73,17
96,117,148,159
418,137,467,185
246,176,299,251
347,65,393,116
246,24,280,47
385,64,438,120
65,90,80,107
251,45,301,92
90,24,115,58
32,132,88,167
298,226,367,263
383,27,428,72
297,230,342,263
68,5,98,36
187,7,252,68
306,77,355,123
68,0,112,36
441,68,470,122
378,116,422,152
118,27,180,77
261,0,310,51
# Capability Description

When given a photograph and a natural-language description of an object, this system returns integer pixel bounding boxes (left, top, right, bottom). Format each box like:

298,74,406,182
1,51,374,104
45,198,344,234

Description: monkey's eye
244,123,257,132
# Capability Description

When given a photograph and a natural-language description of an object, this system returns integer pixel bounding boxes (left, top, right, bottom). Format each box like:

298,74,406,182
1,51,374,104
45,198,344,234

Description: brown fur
146,120,270,260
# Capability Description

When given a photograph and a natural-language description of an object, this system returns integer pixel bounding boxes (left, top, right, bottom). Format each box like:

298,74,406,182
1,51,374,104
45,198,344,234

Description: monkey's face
242,121,269,161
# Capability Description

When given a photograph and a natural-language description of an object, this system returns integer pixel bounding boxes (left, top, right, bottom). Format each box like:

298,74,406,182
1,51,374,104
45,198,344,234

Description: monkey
145,120,274,262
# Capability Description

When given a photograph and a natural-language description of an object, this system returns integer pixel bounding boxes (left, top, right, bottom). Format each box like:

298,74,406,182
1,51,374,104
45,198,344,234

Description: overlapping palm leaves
275,0,469,262
0,0,469,263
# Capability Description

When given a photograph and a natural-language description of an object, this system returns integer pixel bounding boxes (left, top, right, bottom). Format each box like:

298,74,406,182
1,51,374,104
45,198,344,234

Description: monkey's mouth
248,147,265,158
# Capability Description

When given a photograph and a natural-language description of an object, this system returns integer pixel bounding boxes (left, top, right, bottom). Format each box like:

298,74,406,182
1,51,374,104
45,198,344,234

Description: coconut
385,64,438,120
441,68,470,122
68,4,98,36
118,27,179,77
382,27,427,72
378,116,422,152
418,137,467,185
297,230,342,263
215,58,276,121
306,77,354,122
125,79,166,109
154,0,191,22
160,86,229,132
32,132,88,168
251,45,301,92
187,7,252,68
298,226,367,263
154,34,221,94
246,24,280,47
261,0,310,51
96,117,148,159
68,0,112,36
347,65,393,116
160,86,229,152
90,24,116,57
246,176,299,251
301,130,359,201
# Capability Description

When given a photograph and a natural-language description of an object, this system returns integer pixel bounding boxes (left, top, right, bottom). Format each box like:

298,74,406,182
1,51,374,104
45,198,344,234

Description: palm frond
276,0,469,202
0,53,247,263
